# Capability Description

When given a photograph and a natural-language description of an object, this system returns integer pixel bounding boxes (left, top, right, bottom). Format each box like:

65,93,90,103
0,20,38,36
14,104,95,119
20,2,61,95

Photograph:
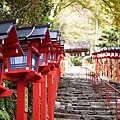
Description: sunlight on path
65,66,86,74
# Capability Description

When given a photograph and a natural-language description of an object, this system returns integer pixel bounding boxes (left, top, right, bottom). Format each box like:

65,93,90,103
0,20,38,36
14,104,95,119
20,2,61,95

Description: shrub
70,56,82,66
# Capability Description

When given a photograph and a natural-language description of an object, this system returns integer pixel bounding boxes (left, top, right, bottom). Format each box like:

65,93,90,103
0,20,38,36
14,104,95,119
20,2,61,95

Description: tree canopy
0,0,120,28
0,0,53,26
97,28,120,47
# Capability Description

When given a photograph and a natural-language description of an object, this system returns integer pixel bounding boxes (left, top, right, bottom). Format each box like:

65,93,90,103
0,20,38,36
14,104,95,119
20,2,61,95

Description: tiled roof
0,19,24,57
65,41,91,50
0,19,17,38
17,26,33,39
17,25,50,40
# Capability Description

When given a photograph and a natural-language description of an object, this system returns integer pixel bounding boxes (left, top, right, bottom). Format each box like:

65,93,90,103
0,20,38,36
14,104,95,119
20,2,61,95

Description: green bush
70,56,82,66
86,57,93,64
0,109,10,120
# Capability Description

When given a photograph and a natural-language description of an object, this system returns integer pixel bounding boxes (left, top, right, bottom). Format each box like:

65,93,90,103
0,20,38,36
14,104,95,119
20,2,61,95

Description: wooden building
65,41,91,57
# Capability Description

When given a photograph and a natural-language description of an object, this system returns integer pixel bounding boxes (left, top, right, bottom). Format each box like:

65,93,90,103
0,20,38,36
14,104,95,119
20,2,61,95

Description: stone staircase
54,74,116,120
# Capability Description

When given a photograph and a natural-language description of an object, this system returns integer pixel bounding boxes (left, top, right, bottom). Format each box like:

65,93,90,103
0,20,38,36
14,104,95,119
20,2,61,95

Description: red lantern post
32,25,53,120
45,30,60,120
3,25,46,120
47,35,65,120
0,19,23,97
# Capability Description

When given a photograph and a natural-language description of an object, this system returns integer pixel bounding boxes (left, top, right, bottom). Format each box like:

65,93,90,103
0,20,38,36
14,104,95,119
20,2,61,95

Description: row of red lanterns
0,19,65,120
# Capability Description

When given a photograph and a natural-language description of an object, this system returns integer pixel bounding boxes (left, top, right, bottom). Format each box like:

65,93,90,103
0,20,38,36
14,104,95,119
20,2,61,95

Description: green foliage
0,1,10,16
0,0,120,30
77,0,120,28
70,56,82,66
0,109,6,120
97,28,120,48
2,110,10,120
86,57,93,64
0,0,53,26
0,108,10,120
0,81,16,120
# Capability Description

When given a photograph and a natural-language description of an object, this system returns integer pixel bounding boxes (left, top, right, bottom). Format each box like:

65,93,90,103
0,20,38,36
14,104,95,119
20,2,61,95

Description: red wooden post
32,83,41,120
59,55,64,76
116,58,119,82
56,68,59,92
107,58,111,79
48,72,54,120
112,59,116,81
95,58,98,75
16,81,28,120
53,70,57,103
93,52,101,76
98,58,102,76
118,53,120,82
41,77,46,120
57,68,59,92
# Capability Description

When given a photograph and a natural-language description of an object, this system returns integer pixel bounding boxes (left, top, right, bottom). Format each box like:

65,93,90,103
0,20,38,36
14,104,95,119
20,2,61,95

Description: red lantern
38,26,54,74
33,26,53,120
49,30,60,66
3,24,52,120
0,19,24,97
3,25,54,82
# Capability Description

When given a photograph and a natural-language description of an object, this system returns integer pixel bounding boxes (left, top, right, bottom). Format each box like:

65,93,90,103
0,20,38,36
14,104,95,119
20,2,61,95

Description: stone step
54,118,76,120
72,105,109,110
58,88,95,94
57,93,98,98
90,101,106,106
58,84,93,89
92,115,114,120
56,101,96,106
72,102,90,106
54,112,81,120
54,112,114,120
56,96,100,101
57,88,94,93
55,108,111,115
55,109,115,116
102,95,120,100
56,99,101,105
110,101,120,106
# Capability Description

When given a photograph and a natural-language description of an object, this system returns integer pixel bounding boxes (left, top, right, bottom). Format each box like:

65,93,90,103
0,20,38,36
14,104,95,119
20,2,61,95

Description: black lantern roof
0,19,24,57
0,19,17,39
50,30,59,42
17,24,50,41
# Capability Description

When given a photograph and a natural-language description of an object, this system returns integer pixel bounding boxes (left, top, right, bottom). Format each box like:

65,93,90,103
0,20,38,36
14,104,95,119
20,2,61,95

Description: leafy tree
97,28,120,47
0,0,120,29
76,0,120,29
0,81,17,120
0,0,53,26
